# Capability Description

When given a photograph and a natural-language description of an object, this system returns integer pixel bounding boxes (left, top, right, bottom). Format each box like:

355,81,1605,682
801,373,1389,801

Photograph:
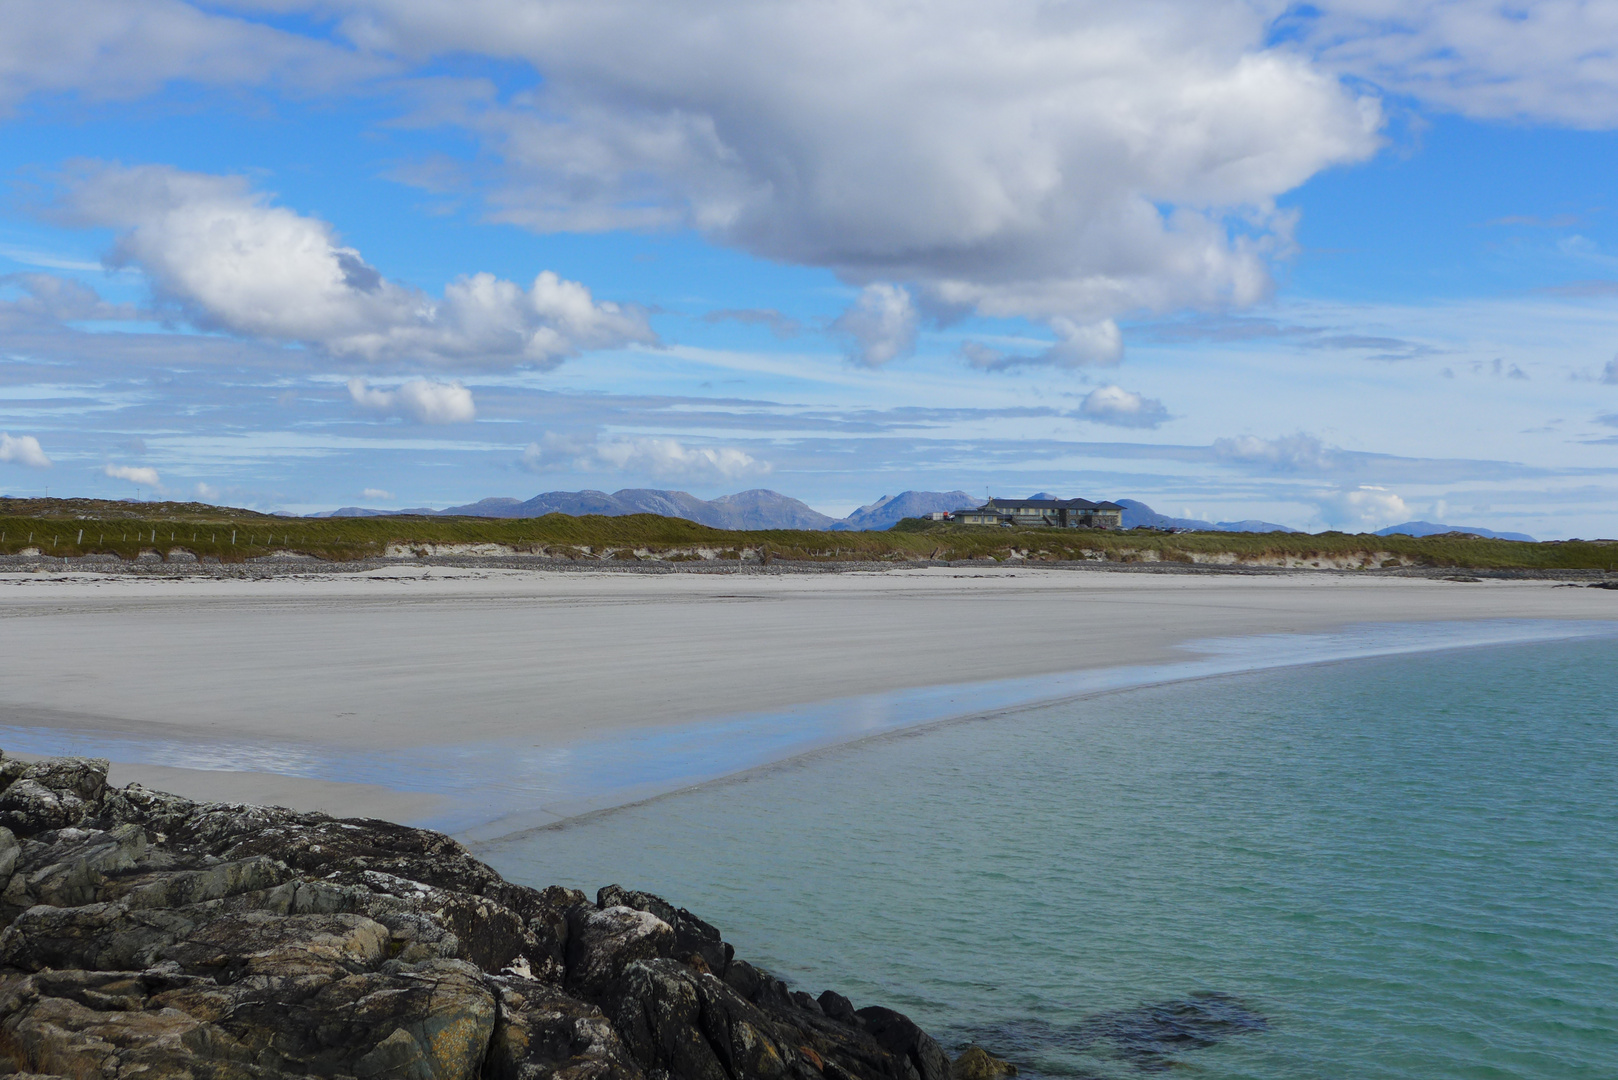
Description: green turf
2,497,1614,570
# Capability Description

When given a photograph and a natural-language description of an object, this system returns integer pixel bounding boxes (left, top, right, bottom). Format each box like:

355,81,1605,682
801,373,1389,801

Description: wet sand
2,564,1613,822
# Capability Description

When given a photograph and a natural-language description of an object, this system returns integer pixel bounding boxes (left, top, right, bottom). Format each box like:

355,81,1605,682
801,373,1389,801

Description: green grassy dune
1,497,1614,571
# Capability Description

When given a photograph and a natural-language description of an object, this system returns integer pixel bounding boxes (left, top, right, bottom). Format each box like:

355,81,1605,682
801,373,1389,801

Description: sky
3,2,1618,536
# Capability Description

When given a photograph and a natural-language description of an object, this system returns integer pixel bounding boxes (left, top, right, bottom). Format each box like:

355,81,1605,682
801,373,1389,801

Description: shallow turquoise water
479,637,1618,1079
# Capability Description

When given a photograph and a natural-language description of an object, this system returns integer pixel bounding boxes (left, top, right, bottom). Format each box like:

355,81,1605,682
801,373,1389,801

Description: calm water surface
480,638,1618,1079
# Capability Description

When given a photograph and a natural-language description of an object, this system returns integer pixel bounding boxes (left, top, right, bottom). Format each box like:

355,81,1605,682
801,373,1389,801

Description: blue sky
3,1,1618,536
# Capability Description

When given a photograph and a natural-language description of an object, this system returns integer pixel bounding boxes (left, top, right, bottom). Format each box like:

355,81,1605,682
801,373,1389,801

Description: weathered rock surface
0,751,988,1080
946,1047,1016,1080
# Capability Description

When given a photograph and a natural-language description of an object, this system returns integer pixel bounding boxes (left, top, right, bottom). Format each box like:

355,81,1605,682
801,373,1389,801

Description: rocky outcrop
0,751,1012,1080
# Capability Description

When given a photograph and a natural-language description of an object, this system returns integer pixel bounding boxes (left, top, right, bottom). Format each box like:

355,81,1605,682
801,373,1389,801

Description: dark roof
983,498,1123,511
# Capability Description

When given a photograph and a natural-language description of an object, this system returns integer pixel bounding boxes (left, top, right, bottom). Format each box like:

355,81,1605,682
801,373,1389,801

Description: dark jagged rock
856,1008,950,1080
0,751,987,1080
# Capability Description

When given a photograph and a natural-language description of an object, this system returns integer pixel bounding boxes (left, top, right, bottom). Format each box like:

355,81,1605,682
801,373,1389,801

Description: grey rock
0,780,89,835
598,885,732,975
0,827,20,884
611,959,730,1080
567,906,676,1000
12,823,147,910
0,757,110,836
485,976,644,1080
0,750,970,1080
949,1046,1017,1080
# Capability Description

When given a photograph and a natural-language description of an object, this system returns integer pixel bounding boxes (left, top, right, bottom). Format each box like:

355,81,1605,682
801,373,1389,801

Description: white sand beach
2,565,1614,825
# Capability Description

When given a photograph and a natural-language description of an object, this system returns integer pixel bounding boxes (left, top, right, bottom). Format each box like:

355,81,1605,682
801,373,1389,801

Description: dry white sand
2,565,1613,820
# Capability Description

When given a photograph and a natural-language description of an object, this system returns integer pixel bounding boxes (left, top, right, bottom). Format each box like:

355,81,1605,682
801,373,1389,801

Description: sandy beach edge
3,565,1615,838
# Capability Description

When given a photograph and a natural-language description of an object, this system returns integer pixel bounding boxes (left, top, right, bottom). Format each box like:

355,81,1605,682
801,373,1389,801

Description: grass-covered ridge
2,496,1615,571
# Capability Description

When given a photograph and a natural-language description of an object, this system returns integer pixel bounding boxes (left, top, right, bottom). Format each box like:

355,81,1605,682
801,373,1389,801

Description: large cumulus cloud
354,0,1381,357
56,163,657,367
12,2,1618,367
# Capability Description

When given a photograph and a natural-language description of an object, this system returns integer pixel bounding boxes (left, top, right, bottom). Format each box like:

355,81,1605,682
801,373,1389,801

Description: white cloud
19,2,1618,133
0,433,52,468
195,482,219,501
348,377,476,424
1293,1,1618,128
1318,485,1409,530
962,318,1125,371
360,0,1380,344
832,284,918,367
11,0,1618,371
0,0,380,114
522,432,768,482
58,164,656,367
1076,385,1169,428
361,487,394,500
1213,433,1334,472
1047,320,1127,367
105,463,160,486
1603,357,1618,384
0,272,138,323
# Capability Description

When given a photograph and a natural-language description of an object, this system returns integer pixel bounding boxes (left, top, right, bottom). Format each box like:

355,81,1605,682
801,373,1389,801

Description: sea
477,630,1618,1080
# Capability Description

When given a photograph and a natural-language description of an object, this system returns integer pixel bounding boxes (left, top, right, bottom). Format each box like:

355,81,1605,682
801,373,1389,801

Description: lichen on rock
0,750,1003,1080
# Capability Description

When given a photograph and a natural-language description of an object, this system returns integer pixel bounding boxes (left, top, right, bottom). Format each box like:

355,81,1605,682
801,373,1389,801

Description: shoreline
7,618,1608,845
4,551,1618,581
4,564,1616,838
456,617,1618,845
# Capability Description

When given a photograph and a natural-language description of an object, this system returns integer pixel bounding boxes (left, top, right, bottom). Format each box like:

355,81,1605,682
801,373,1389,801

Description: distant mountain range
1116,499,1302,533
315,488,978,531
831,491,978,530
1375,520,1536,543
313,491,1534,540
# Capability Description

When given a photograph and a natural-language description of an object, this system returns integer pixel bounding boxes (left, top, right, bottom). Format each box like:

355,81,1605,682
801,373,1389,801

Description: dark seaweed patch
959,992,1268,1075
1085,992,1268,1065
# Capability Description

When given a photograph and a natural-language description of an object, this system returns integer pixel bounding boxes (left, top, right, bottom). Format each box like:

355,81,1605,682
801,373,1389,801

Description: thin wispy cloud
1482,214,1583,228
1213,434,1335,473
702,309,803,339
522,432,769,483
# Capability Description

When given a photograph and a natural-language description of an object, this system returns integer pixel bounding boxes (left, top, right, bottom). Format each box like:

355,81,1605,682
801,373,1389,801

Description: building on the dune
951,497,1124,529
